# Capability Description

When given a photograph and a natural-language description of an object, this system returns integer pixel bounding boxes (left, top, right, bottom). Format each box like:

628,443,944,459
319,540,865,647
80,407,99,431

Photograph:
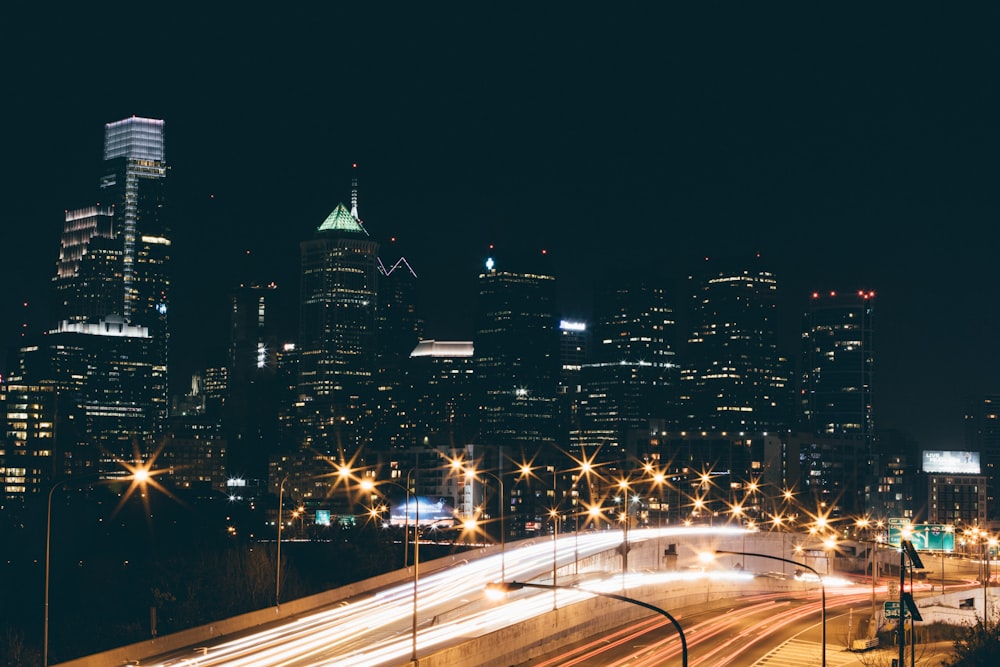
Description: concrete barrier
52,545,500,667
53,528,804,667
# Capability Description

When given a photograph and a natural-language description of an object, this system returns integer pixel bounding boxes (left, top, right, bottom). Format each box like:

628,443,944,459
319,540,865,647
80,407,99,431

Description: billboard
389,496,456,528
922,450,980,475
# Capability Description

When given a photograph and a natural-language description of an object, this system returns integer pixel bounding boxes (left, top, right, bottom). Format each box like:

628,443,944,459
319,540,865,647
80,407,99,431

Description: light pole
549,509,559,610
45,469,149,667
714,549,826,667
276,474,289,608
486,581,688,667
463,467,505,582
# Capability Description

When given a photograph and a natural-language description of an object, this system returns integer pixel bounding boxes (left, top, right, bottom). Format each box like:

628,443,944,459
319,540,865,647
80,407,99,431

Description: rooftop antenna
350,162,359,220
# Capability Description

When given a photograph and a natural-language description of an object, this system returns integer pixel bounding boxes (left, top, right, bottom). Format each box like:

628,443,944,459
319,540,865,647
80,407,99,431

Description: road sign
887,520,955,551
884,600,902,619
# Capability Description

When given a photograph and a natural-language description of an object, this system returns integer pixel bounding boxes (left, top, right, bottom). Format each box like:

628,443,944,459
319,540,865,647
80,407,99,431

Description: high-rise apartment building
680,259,789,434
297,202,379,457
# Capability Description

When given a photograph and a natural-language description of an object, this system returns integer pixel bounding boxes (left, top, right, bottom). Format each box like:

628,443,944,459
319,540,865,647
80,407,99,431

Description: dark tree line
0,483,425,666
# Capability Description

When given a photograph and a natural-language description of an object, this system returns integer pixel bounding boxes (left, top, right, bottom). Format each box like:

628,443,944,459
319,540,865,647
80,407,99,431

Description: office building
408,340,477,447
576,277,677,467
800,289,875,513
297,201,379,458
965,394,1000,519
99,117,170,426
680,258,790,434
474,258,559,456
0,383,57,507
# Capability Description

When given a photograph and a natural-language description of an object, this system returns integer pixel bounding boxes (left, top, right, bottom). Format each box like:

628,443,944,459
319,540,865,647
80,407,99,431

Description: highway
142,526,744,666
137,527,974,667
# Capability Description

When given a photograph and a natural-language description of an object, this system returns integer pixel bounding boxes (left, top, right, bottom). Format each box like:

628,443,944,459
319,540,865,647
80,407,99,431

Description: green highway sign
884,600,902,619
887,520,955,551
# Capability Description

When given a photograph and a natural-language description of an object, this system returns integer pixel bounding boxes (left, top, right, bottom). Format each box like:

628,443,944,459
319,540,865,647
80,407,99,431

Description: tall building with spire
297,191,380,459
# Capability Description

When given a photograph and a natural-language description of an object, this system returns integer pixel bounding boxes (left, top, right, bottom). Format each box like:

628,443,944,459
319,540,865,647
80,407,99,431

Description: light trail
143,526,756,667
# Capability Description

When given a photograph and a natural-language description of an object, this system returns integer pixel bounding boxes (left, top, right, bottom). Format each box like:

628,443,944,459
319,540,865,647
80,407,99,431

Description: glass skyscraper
680,258,790,434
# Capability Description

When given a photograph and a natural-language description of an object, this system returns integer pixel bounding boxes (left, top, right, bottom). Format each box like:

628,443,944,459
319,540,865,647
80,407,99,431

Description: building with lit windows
680,258,790,434
224,283,283,484
407,340,477,447
474,259,559,456
99,117,170,426
799,289,875,513
918,450,987,526
0,383,57,507
965,394,1000,519
297,201,380,458
576,277,677,467
12,317,160,475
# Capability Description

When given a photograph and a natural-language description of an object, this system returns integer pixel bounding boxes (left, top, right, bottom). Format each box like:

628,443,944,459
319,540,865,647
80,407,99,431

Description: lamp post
463,467,505,582
276,474,289,608
45,468,149,667
486,581,688,667
549,509,559,610
714,549,826,667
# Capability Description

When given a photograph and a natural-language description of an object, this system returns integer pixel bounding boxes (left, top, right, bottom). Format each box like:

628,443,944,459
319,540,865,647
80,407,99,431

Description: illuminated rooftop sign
559,320,586,331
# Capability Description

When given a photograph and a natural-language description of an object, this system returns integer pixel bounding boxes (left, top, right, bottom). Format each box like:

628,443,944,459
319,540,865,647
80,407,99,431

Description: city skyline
3,6,1000,452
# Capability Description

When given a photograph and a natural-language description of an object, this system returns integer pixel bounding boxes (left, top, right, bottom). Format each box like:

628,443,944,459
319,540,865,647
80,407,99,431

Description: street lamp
276,474,289,607
461,467,506,582
486,581,688,667
713,549,827,667
45,467,150,667
549,509,559,610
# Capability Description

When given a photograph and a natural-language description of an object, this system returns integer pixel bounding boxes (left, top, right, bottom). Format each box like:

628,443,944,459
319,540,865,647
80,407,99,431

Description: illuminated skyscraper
297,202,380,456
475,258,559,455
577,277,677,465
680,258,790,434
15,118,170,477
800,290,875,439
798,289,876,515
99,118,170,421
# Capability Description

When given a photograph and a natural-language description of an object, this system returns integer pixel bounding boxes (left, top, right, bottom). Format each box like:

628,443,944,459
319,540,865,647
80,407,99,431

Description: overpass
52,527,859,667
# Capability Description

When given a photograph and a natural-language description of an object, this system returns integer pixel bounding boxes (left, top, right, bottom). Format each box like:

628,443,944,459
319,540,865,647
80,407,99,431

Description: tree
943,618,1000,666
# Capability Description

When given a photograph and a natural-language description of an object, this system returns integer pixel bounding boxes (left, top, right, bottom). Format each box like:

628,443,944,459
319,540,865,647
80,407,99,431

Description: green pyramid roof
317,203,367,234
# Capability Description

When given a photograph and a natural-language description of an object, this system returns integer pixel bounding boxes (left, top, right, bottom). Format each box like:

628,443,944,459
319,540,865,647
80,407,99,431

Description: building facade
680,259,790,434
297,202,380,459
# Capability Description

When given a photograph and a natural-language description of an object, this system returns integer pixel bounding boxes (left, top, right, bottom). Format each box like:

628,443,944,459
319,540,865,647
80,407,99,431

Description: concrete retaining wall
54,529,801,667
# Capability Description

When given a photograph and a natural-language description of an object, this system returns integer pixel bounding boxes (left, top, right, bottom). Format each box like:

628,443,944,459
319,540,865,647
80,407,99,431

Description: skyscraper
798,289,876,516
10,117,170,479
576,277,677,466
475,258,559,456
800,290,875,439
297,202,379,457
680,258,790,434
99,117,170,424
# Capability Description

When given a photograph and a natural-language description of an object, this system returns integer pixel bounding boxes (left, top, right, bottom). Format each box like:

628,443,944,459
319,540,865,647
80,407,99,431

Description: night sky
2,5,999,450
